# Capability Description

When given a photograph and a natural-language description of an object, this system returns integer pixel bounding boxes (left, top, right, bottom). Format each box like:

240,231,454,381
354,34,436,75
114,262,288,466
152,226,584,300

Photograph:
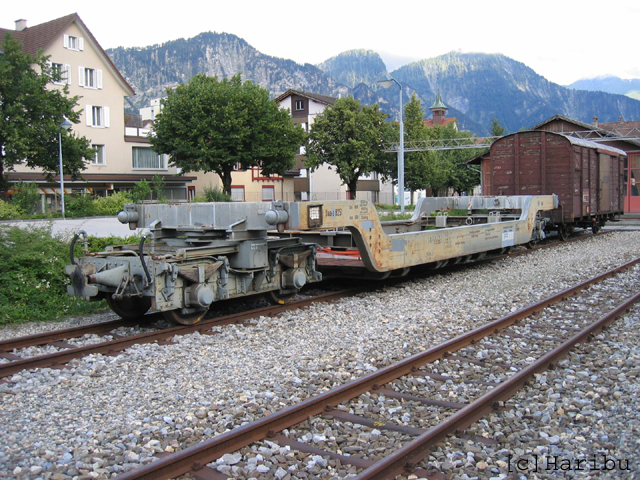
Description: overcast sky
3,0,639,86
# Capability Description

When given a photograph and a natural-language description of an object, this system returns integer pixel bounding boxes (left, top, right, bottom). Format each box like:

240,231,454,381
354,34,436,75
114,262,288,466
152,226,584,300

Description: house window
78,67,102,89
295,100,305,110
50,63,71,85
230,186,245,202
85,68,95,87
63,34,84,51
92,145,105,165
262,186,275,201
92,106,102,126
132,147,166,169
86,105,110,127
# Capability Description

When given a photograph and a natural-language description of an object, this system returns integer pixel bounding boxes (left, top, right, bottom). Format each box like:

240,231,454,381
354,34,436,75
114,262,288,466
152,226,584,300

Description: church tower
430,90,448,126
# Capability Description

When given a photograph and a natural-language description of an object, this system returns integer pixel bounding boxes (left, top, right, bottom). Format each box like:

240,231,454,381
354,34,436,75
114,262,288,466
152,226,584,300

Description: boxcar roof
467,131,627,165
563,134,627,157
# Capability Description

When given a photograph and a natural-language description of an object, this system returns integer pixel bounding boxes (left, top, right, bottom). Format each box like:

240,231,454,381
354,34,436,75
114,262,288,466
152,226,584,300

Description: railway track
0,231,611,381
0,288,368,380
110,256,640,480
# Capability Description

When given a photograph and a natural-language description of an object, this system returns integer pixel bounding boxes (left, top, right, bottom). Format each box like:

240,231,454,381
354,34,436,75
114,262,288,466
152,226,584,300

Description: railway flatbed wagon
477,131,625,237
66,195,558,324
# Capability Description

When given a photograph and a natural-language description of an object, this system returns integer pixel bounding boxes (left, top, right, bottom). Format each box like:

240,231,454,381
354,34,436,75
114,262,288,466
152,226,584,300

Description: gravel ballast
1,231,640,480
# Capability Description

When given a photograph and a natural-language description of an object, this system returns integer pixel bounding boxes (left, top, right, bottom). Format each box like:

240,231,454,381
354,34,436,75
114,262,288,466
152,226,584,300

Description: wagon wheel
106,296,152,320
558,224,569,241
264,290,296,306
162,308,209,325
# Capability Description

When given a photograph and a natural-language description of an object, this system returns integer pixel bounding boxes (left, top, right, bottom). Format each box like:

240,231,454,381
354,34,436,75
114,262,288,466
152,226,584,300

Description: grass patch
0,224,140,326
379,212,413,221
375,203,417,211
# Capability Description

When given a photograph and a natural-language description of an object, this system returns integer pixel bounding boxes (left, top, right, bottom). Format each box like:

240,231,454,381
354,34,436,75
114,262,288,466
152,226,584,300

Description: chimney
618,116,624,123
592,116,598,127
15,19,27,31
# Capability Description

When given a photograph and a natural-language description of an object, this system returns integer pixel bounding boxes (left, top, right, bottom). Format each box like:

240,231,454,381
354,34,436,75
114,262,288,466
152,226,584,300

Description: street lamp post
58,119,72,218
377,75,405,212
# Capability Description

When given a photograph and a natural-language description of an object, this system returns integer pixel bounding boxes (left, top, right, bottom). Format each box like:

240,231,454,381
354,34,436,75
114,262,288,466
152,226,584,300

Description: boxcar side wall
483,132,625,226
575,147,624,217
539,133,574,223
487,132,573,223
598,152,624,214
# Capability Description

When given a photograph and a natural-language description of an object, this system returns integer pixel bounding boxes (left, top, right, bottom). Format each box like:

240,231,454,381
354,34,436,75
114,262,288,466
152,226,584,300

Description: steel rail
0,224,604,355
0,317,142,352
0,287,369,379
112,257,640,480
354,290,640,479
0,232,612,378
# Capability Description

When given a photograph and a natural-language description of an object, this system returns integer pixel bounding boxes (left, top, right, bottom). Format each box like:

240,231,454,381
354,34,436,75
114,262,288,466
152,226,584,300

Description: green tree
151,74,305,195
401,94,435,202
489,117,506,137
429,123,482,196
0,34,93,195
306,97,394,199
130,179,152,203
151,174,167,203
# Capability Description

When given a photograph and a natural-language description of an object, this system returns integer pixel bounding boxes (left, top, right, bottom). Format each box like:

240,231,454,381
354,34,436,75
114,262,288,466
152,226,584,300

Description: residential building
140,98,162,122
275,90,393,203
2,13,195,207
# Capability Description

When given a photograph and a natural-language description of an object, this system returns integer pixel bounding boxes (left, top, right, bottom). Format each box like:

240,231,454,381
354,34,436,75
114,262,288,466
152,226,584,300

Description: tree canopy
151,74,305,195
0,33,93,195
428,123,482,196
401,94,433,196
305,96,394,199
381,94,481,200
489,117,507,136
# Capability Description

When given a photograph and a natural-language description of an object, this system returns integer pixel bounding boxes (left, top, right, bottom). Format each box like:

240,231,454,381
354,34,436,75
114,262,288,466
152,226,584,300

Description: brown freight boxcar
478,131,626,238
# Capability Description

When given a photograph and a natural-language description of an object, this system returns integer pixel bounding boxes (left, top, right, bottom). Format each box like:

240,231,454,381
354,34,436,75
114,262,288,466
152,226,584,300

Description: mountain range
566,76,640,101
106,32,640,136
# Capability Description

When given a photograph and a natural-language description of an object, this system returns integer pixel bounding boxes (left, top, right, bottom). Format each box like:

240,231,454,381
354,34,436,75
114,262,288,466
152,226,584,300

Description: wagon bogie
66,202,322,324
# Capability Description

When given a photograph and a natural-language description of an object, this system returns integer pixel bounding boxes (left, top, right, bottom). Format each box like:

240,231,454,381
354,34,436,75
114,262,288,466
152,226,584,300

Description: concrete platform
0,216,145,239
603,214,640,231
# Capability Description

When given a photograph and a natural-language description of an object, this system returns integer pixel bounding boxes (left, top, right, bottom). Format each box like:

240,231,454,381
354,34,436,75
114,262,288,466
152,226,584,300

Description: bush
151,175,167,203
129,179,151,203
379,212,413,221
66,194,96,217
0,200,23,220
83,233,142,254
203,185,232,202
92,192,132,216
0,225,146,325
375,203,402,211
0,225,98,324
10,182,41,214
